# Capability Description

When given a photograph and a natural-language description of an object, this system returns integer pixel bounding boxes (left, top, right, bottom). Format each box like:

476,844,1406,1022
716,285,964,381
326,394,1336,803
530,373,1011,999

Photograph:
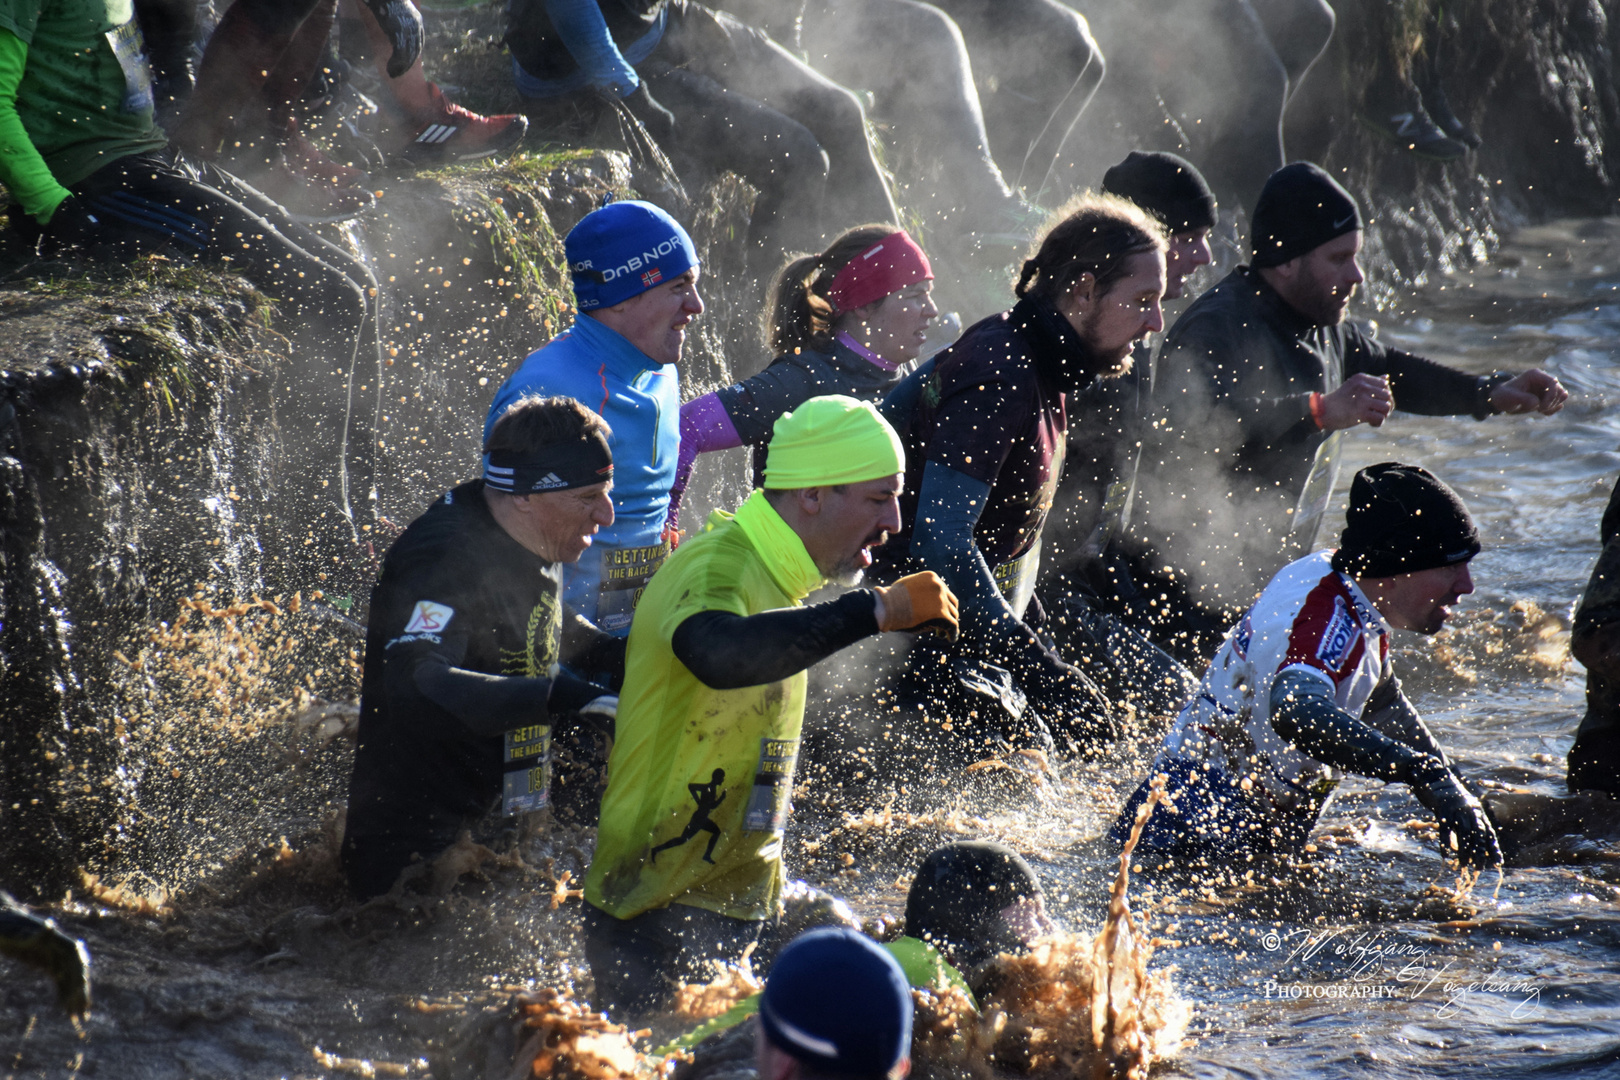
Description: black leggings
519,1,896,275
71,150,381,554
928,0,1106,201
1084,0,1335,210
798,0,1019,230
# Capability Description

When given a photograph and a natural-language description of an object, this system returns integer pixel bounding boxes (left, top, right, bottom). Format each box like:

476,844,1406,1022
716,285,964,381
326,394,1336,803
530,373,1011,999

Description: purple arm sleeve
669,392,743,527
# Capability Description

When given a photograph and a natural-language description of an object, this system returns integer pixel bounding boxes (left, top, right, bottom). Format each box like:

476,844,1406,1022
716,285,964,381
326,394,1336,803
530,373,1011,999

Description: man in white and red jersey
1112,462,1502,869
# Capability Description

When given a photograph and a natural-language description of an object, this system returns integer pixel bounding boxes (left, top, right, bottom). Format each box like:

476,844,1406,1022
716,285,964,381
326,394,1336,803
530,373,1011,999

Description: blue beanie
564,200,699,310
760,929,913,1080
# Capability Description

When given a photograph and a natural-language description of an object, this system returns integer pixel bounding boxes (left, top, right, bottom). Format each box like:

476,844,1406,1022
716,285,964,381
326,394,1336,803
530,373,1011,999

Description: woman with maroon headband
669,225,938,522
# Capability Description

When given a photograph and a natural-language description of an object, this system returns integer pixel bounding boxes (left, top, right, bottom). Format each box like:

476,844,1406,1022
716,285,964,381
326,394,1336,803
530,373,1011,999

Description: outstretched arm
1269,668,1500,866
0,29,70,222
670,393,743,526
671,593,881,690
1269,668,1432,781
908,461,1067,679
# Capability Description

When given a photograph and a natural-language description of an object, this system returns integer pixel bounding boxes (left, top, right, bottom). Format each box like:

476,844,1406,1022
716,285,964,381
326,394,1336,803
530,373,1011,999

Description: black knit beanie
1101,150,1218,233
1332,462,1480,579
1250,162,1362,268
904,842,1041,969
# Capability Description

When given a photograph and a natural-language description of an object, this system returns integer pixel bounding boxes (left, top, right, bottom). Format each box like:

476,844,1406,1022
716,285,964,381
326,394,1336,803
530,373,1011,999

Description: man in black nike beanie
1250,161,1361,269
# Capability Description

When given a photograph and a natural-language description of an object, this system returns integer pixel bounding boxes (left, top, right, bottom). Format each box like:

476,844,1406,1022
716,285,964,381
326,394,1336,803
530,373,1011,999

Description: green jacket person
662,840,1054,1055
583,395,960,1020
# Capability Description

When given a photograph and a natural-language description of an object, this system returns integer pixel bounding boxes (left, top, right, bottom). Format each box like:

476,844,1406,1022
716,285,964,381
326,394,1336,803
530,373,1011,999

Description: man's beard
829,564,867,588
826,529,889,586
1080,306,1136,378
1296,263,1352,326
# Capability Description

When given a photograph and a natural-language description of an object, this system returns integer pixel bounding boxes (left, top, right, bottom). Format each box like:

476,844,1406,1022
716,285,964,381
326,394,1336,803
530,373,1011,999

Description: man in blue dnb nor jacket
486,199,702,644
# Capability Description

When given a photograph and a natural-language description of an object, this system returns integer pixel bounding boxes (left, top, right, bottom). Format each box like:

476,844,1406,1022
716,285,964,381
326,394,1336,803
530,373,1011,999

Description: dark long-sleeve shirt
1137,267,1504,605
343,480,622,872
1153,266,1495,496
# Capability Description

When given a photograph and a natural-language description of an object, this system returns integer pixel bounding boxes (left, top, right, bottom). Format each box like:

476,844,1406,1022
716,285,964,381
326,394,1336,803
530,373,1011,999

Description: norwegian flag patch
641,267,663,288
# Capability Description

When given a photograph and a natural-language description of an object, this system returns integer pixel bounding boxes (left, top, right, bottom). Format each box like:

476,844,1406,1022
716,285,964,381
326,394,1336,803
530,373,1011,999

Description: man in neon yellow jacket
583,395,960,1019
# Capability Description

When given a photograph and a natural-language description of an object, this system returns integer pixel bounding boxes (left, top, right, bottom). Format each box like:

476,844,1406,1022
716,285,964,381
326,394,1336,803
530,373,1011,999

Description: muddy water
6,219,1620,1079
1114,217,1620,1079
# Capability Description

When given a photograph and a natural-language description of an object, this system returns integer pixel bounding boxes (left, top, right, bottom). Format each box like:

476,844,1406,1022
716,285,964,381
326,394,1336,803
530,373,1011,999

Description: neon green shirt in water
658,937,974,1055
0,0,168,218
586,490,824,923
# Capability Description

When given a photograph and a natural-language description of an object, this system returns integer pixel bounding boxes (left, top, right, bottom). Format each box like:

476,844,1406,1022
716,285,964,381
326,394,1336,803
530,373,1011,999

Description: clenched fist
873,571,960,640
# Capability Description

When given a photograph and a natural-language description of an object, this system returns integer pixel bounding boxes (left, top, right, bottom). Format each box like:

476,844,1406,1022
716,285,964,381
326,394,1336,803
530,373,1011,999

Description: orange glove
873,572,960,641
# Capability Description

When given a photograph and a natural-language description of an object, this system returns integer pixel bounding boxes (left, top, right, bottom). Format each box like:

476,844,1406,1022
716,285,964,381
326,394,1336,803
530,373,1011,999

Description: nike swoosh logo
1334,214,1355,229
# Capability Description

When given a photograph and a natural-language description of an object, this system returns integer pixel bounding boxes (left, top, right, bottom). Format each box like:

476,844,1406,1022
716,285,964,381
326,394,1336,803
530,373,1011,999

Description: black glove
40,196,103,252
1409,759,1503,870
1014,637,1118,750
620,82,676,146
362,0,424,79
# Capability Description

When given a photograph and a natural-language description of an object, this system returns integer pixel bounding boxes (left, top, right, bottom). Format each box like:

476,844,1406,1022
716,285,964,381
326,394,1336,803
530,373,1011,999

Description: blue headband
565,200,699,310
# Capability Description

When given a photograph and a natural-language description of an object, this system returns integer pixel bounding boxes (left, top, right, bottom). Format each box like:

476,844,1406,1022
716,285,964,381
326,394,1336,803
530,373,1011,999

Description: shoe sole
1354,113,1467,161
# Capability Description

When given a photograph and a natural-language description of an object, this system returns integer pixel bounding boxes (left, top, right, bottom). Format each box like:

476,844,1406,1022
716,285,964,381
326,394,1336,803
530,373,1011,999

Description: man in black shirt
1139,161,1566,625
341,395,626,898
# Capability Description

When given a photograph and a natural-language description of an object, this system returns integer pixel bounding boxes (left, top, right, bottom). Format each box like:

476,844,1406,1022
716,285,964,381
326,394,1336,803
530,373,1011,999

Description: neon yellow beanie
763,395,905,489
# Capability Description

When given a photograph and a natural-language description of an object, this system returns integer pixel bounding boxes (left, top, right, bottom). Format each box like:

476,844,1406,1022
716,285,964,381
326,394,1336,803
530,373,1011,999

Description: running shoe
396,83,529,165
1420,78,1482,150
1358,82,1468,161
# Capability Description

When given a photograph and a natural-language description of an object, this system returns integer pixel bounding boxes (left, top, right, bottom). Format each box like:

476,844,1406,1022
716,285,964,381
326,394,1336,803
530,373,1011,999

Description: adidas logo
415,124,459,145
530,472,567,491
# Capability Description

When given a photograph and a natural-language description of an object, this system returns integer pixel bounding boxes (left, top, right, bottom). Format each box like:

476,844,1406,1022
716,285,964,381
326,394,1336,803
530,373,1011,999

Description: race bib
595,540,671,633
742,736,799,834
106,20,154,114
501,722,552,815
992,538,1042,619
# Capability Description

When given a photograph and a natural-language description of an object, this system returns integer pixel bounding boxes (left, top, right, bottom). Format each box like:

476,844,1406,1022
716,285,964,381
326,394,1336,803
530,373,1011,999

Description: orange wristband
1308,391,1326,429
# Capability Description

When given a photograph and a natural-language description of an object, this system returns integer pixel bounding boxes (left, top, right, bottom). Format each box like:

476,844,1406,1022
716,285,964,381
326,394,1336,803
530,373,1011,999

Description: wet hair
765,224,900,355
484,394,611,458
1014,193,1167,305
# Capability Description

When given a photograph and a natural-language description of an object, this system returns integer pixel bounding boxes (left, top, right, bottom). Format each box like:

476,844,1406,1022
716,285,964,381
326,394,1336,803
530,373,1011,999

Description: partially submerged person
1114,463,1503,870
583,396,959,1019
878,195,1168,752
1038,151,1220,714
673,225,937,522
1567,473,1620,798
756,929,914,1080
667,840,1050,1053
900,840,1054,996
486,201,701,640
341,396,625,898
1141,161,1566,626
